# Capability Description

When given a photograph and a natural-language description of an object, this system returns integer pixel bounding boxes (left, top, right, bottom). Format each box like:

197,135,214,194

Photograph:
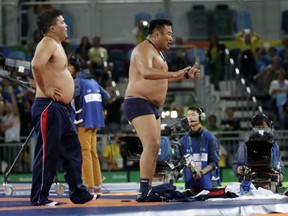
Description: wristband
200,170,204,176
185,71,189,79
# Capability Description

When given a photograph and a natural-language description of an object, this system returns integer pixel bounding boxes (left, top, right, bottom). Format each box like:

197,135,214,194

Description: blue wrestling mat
1,182,288,216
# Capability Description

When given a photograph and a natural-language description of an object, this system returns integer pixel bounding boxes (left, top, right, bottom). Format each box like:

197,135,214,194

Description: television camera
242,129,281,193
0,56,34,92
120,117,196,184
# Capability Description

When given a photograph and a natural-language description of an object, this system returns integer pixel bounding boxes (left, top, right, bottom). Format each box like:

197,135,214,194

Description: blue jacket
232,140,284,177
180,128,221,190
72,69,110,128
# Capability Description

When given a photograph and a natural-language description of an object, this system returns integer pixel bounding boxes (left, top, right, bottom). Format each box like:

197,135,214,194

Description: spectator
220,107,241,166
87,36,108,80
28,29,43,58
102,132,124,170
268,69,288,120
278,36,288,63
235,29,260,83
68,55,110,194
133,19,149,45
104,86,124,134
206,114,221,131
206,34,226,90
1,102,20,143
76,36,91,61
220,107,240,132
169,36,190,71
254,56,283,94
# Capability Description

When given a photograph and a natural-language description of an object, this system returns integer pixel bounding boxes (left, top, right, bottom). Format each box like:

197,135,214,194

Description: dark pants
30,98,90,205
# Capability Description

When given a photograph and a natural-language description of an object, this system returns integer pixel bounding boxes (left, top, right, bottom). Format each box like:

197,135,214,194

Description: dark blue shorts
123,97,160,122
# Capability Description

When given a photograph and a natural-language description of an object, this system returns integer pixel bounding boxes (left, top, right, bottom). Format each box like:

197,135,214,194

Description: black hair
148,19,173,34
37,8,63,35
188,106,204,114
250,113,271,128
188,106,206,122
68,55,82,72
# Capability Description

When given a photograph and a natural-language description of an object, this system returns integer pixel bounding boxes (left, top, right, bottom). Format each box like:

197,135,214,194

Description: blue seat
108,49,126,62
187,7,213,40
155,12,172,21
234,10,252,32
186,48,205,64
8,51,26,60
134,12,152,25
63,14,73,37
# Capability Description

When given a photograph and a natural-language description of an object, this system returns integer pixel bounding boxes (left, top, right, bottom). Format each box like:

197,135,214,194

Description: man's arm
168,62,201,83
135,46,190,80
232,143,247,177
32,38,55,93
203,135,220,175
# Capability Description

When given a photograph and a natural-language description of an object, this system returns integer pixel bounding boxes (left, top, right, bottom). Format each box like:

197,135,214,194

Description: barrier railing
1,130,287,175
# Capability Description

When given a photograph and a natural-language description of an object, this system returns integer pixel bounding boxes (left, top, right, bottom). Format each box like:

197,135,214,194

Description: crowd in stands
2,23,288,173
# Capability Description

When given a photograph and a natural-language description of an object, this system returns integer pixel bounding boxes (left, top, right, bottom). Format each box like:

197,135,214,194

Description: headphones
188,106,206,123
197,107,206,122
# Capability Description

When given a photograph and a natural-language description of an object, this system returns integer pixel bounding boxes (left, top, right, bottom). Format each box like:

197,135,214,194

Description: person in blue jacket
180,106,221,193
232,112,284,181
68,55,110,193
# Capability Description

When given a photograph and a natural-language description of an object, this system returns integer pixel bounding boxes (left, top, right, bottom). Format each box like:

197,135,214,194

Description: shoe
89,186,101,193
70,190,100,204
45,201,61,206
92,194,101,200
136,189,165,202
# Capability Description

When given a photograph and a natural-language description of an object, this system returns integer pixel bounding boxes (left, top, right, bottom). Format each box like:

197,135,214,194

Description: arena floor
1,182,288,216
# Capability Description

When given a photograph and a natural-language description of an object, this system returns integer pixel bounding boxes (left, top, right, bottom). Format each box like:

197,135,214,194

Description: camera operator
180,106,221,193
232,113,284,181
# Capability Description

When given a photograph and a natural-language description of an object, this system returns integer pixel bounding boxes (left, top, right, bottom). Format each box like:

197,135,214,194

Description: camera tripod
2,128,66,196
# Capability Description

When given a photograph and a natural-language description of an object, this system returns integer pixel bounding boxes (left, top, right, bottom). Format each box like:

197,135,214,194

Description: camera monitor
4,58,31,81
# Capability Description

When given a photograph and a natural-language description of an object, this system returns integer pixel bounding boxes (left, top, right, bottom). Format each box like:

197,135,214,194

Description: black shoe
136,189,165,202
71,191,101,204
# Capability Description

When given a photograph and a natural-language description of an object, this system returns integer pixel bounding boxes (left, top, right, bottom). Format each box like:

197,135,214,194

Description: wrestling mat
1,182,288,216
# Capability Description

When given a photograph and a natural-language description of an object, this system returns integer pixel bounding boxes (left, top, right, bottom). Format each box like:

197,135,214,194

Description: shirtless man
123,19,200,202
30,9,98,206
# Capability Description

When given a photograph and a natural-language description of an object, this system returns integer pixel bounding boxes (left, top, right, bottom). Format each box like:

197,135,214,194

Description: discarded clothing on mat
137,183,195,202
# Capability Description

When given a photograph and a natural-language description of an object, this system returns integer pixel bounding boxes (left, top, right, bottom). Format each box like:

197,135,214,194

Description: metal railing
1,130,287,175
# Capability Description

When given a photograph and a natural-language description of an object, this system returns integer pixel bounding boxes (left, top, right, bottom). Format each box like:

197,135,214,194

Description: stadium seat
8,51,26,60
187,5,213,40
155,12,172,21
134,12,152,25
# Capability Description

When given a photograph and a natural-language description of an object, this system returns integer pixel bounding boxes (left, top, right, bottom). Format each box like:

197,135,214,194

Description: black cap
250,113,271,127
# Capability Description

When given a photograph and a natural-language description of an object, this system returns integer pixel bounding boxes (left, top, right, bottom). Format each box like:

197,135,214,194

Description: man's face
253,121,268,128
53,15,68,41
159,25,173,51
187,110,200,127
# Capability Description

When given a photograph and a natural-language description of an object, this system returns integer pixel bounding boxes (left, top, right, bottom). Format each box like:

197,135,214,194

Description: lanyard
188,134,203,157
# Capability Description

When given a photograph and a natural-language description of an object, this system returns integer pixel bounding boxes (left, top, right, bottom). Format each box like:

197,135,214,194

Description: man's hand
193,170,203,180
237,166,244,176
45,87,62,101
186,62,200,80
